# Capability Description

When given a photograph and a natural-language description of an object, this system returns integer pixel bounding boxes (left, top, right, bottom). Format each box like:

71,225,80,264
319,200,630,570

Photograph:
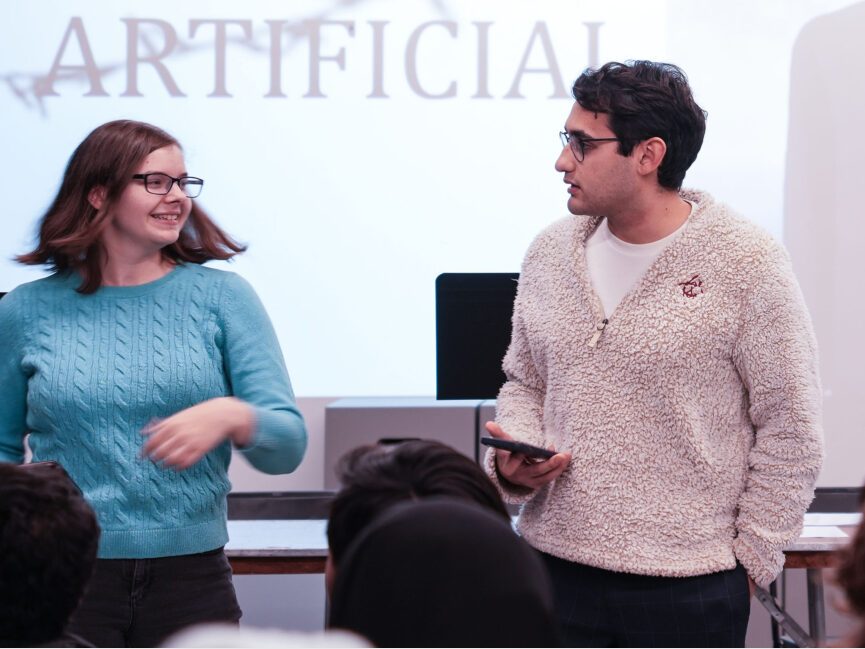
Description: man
0,462,100,647
484,60,823,647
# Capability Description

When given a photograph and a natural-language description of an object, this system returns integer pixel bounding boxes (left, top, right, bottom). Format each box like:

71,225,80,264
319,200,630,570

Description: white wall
4,0,864,486
784,2,865,487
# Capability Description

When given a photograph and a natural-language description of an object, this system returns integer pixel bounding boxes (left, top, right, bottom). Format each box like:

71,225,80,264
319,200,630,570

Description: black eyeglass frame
131,173,204,198
559,131,622,163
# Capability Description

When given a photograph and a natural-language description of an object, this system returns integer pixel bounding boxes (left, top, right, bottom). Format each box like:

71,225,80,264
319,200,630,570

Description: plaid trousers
539,551,751,648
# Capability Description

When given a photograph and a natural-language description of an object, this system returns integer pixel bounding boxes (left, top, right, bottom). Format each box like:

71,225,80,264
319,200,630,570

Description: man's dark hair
572,60,707,190
327,440,509,566
0,462,100,646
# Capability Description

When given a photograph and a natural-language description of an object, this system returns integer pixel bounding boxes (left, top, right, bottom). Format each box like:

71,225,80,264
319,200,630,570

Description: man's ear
87,186,107,211
636,137,667,177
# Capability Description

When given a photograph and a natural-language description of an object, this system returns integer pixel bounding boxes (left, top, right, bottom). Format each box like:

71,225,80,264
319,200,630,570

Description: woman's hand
141,397,255,470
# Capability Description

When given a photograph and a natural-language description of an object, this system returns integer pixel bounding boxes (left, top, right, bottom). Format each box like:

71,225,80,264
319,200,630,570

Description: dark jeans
540,552,750,648
67,548,241,648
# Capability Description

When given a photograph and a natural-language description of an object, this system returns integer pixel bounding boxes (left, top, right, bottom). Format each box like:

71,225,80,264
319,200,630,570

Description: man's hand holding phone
484,421,571,490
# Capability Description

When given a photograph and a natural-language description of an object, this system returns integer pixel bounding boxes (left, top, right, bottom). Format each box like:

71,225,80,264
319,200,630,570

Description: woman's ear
87,186,107,210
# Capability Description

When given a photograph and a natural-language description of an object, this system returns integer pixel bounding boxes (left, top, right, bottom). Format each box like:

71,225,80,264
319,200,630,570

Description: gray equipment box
323,397,482,490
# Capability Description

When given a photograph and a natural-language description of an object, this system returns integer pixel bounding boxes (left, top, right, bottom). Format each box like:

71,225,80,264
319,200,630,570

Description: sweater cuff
238,407,307,475
482,447,537,505
732,534,786,588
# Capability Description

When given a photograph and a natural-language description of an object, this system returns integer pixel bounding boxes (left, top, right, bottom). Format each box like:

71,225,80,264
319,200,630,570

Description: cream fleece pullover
485,190,823,588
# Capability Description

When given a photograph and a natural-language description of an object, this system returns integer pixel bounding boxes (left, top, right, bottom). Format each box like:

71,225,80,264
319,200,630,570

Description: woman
0,120,307,646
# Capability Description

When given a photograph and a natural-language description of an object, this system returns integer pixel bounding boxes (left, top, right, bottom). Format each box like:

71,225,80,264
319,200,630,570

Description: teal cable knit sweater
0,264,307,558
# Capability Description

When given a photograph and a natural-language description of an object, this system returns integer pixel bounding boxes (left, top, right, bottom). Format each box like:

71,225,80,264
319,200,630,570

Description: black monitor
435,273,518,400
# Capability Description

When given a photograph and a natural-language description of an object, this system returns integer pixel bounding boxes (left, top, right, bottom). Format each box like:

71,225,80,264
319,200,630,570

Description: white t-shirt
585,202,694,317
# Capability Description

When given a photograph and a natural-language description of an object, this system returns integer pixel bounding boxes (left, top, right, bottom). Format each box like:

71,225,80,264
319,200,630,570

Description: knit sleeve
218,273,307,475
0,290,28,464
483,255,548,504
731,243,824,587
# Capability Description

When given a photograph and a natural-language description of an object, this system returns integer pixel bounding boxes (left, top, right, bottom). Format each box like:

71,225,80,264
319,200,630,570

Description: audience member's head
326,440,509,589
328,499,559,647
163,623,370,648
0,462,99,647
835,488,865,647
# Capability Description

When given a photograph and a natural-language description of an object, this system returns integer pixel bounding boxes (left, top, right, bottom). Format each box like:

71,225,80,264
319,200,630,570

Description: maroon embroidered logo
678,274,704,298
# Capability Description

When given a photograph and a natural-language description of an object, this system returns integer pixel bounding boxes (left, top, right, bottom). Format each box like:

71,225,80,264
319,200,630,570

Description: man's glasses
132,173,204,198
559,131,621,163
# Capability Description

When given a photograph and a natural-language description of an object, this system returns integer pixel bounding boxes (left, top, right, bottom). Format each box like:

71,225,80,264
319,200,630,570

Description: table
226,517,856,647
759,519,857,648
227,520,328,575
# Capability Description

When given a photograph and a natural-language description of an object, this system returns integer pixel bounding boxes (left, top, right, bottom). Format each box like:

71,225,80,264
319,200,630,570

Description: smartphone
480,437,556,460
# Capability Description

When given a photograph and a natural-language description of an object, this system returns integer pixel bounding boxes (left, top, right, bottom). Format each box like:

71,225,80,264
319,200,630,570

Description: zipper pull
587,318,608,348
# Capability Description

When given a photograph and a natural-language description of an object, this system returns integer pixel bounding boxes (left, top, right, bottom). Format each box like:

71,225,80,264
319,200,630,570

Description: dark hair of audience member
329,498,559,648
327,440,510,567
835,487,865,647
0,463,100,647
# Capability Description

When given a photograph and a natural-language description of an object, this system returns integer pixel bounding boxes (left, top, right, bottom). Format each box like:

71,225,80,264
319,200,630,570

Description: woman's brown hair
17,119,245,293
